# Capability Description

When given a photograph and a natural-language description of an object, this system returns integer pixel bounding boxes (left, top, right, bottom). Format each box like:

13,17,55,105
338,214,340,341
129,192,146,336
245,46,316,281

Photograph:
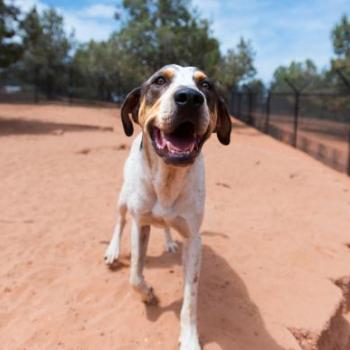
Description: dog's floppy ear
121,87,141,136
215,96,232,145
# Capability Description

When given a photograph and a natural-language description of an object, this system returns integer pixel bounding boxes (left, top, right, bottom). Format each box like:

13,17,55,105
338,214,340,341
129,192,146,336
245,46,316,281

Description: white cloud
62,10,116,42
12,0,117,43
192,0,221,18
12,0,47,13
81,4,116,19
194,0,349,82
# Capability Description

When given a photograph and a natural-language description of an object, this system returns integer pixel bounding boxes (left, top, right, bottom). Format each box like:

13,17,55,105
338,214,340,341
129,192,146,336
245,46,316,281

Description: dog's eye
154,76,166,86
201,80,211,89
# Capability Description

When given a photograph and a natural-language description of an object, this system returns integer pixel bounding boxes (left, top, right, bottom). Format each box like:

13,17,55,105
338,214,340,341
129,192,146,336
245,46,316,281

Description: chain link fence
0,65,123,106
230,89,350,175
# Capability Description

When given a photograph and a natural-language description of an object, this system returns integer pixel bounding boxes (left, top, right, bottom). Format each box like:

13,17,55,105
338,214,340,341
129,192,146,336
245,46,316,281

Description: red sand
1,104,350,349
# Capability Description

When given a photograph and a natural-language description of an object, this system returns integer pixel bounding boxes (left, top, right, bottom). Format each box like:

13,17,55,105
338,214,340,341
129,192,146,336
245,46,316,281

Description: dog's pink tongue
164,133,195,151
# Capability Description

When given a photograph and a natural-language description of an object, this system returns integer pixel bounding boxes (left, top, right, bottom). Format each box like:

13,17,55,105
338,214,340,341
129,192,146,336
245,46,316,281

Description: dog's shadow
144,240,285,350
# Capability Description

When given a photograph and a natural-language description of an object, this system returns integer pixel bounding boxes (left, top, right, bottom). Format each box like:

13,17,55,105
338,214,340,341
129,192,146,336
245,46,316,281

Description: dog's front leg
129,220,158,304
179,233,202,350
104,206,126,265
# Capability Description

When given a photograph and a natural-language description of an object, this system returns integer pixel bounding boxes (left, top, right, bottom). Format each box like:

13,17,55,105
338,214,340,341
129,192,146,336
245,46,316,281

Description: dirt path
1,104,350,349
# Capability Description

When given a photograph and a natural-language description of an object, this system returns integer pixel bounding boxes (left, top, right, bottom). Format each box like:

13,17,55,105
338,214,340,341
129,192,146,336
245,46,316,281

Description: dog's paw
179,333,201,350
104,241,120,265
165,240,179,253
142,287,159,306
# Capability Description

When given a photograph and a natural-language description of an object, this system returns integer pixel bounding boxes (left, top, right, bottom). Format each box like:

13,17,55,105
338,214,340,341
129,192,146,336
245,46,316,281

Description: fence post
248,90,253,125
68,64,73,104
284,78,304,148
335,69,350,176
230,88,235,116
265,91,271,134
237,92,242,119
348,130,350,177
34,66,39,104
293,92,300,148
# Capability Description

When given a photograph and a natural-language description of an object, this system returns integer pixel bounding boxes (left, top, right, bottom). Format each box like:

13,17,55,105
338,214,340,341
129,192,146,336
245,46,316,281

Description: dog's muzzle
148,88,208,166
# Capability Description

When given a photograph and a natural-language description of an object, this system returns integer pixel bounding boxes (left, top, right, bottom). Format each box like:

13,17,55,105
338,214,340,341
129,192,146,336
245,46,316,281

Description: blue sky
13,0,350,82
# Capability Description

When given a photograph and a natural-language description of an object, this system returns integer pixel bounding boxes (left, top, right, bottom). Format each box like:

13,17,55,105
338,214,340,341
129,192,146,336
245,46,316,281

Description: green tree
72,0,225,99
330,14,350,92
20,7,73,98
19,6,42,90
115,0,221,78
332,14,350,59
218,38,256,91
72,1,257,100
0,0,22,68
271,59,321,91
244,79,265,94
72,39,124,100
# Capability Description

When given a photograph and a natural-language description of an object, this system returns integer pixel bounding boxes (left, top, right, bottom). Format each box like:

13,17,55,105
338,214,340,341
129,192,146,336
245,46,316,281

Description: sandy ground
1,103,350,350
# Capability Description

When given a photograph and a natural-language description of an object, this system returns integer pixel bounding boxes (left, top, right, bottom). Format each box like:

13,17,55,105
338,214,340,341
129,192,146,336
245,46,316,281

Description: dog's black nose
174,88,204,109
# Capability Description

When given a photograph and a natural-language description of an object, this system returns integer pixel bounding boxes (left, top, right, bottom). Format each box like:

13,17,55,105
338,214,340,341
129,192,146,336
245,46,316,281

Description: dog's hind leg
164,227,178,253
129,220,158,304
104,204,127,265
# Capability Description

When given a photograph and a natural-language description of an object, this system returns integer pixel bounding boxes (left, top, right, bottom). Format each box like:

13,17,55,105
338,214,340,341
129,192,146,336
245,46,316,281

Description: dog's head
121,64,231,166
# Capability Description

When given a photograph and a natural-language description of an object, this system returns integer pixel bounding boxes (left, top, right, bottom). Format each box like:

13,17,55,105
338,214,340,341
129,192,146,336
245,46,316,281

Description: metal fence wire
230,90,350,176
0,65,125,105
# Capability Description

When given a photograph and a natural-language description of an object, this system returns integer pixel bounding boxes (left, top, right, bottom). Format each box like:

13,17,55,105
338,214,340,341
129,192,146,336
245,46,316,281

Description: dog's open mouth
149,122,204,165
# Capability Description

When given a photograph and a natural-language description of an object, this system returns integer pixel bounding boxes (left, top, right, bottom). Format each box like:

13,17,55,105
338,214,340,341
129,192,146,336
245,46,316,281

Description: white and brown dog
105,64,231,350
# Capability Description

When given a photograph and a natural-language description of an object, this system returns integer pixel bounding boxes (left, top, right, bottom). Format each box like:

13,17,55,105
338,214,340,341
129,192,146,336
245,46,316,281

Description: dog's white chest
139,201,177,228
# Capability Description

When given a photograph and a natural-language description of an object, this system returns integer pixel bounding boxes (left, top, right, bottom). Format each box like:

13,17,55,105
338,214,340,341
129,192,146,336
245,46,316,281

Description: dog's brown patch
163,67,175,80
138,97,161,128
193,70,207,83
142,135,154,169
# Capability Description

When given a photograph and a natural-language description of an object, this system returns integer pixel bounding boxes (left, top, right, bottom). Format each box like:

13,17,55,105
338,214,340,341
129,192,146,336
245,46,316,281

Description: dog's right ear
215,96,232,145
121,87,141,136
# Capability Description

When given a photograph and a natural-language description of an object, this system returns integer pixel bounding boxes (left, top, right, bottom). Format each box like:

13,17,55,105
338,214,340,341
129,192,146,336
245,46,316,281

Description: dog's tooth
157,131,165,148
167,141,177,153
165,141,172,151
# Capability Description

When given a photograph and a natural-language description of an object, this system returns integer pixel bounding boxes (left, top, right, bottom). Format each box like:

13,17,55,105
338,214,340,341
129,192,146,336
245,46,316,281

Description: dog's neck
142,134,191,207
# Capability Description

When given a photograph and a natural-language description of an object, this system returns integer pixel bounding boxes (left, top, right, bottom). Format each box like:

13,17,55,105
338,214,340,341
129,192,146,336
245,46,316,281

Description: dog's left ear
215,96,232,145
121,87,141,136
